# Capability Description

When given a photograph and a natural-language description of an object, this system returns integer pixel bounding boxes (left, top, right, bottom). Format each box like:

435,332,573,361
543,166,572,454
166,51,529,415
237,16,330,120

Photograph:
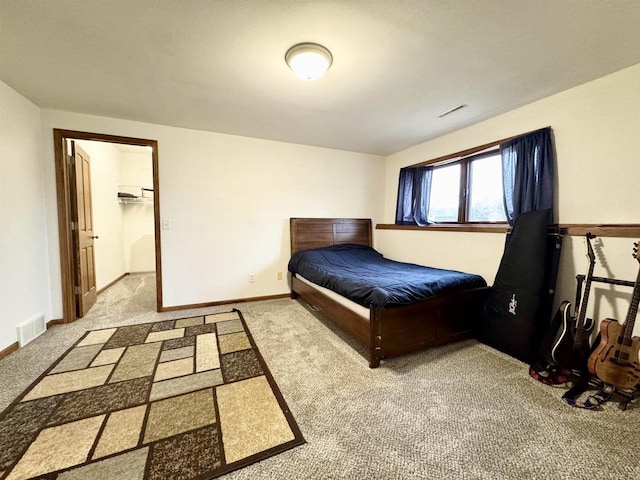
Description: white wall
120,151,155,273
40,110,385,314
0,81,51,351
76,140,126,291
379,62,640,336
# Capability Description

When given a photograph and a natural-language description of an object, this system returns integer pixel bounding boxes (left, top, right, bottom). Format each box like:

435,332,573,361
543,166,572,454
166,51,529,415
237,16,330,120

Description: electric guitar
587,241,640,390
549,233,596,371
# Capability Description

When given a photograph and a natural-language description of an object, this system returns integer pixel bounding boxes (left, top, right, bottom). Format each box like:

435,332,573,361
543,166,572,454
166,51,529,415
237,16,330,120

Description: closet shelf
118,184,153,204
118,196,153,204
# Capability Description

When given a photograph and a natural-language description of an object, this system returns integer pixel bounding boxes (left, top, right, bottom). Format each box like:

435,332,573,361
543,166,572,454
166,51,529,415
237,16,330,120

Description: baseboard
160,293,290,312
47,318,65,328
97,272,130,295
0,341,19,361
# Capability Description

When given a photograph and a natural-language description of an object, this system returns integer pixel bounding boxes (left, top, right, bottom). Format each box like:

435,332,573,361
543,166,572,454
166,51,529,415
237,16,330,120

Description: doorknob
90,236,99,239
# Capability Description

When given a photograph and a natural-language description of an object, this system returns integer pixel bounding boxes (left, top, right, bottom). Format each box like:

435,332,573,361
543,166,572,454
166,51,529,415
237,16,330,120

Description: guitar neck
623,268,640,340
574,261,596,347
577,266,595,321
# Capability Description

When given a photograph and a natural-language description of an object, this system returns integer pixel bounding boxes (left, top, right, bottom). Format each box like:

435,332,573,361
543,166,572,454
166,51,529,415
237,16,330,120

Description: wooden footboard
291,274,490,368
369,286,491,367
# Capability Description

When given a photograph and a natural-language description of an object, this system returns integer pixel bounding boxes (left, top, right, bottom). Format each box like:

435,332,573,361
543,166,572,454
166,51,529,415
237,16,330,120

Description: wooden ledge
376,223,509,234
377,223,640,238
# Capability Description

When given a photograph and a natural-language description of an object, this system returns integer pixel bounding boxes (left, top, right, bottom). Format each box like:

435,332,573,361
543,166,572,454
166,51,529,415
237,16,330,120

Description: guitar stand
612,387,640,411
574,274,638,411
575,274,636,293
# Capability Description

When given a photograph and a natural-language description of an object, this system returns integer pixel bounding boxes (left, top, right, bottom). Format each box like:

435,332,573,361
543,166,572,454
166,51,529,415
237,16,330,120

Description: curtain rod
407,126,551,168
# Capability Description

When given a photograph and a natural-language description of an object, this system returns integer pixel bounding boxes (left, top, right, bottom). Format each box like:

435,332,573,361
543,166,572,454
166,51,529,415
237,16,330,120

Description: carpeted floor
1,273,639,479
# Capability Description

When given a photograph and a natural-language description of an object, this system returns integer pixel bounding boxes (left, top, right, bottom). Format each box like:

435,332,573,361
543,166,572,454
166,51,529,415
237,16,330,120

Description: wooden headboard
290,218,373,256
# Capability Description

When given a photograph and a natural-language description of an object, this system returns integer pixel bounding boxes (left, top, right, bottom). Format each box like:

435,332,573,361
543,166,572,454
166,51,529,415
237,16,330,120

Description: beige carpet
0,308,303,479
1,273,639,479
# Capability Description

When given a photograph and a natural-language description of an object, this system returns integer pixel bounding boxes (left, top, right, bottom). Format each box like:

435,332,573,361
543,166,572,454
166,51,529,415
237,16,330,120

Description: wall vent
16,313,46,347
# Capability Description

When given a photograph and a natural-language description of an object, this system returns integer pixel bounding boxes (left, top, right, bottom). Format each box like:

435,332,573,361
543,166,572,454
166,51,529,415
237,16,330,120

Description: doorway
53,129,163,323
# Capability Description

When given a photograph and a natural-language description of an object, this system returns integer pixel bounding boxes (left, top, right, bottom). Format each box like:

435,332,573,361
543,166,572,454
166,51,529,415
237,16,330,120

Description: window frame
428,149,507,225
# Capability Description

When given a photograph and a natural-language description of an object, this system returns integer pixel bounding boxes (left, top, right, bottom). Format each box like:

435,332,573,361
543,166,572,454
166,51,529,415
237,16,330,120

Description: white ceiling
2,1,640,156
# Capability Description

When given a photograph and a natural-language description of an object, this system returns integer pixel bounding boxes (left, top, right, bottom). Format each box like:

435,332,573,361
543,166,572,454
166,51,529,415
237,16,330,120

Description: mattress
288,244,487,308
296,274,370,319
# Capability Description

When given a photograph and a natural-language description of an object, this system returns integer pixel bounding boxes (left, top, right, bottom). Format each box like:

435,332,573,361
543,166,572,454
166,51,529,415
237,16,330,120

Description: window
395,127,553,228
466,153,506,222
427,163,460,222
427,150,506,224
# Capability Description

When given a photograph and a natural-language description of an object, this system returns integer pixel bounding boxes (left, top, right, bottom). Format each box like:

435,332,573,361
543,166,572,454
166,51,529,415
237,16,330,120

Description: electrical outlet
277,271,283,280
248,273,255,283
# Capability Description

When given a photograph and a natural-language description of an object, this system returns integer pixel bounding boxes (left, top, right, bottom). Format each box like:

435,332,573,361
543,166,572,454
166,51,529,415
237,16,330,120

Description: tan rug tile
144,389,216,443
149,370,223,402
175,316,204,328
77,328,117,347
196,332,220,372
218,331,251,354
92,405,147,459
217,375,295,464
205,311,239,323
59,447,149,480
22,365,115,402
216,319,244,335
5,415,105,480
145,328,185,344
91,347,126,367
109,343,161,384
154,357,193,382
159,345,194,363
50,344,103,374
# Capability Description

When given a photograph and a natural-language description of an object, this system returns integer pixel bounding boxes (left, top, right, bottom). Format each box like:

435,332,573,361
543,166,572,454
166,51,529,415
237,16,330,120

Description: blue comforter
288,244,486,308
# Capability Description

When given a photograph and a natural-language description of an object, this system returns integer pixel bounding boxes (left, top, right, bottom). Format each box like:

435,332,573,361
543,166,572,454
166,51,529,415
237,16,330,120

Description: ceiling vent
438,104,467,118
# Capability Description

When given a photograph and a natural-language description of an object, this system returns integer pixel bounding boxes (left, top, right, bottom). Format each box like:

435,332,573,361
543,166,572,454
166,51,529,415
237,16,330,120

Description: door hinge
71,221,78,231
69,155,75,166
75,285,82,295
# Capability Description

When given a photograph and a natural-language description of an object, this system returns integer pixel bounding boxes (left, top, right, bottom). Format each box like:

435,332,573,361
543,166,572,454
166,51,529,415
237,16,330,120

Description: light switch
162,219,172,230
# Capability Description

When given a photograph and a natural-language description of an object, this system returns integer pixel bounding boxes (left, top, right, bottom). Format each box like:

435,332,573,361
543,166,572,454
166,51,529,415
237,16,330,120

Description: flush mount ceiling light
285,43,333,81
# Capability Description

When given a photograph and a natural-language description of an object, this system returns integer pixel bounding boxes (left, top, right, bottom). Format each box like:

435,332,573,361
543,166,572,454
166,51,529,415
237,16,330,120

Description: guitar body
550,301,594,370
588,318,640,390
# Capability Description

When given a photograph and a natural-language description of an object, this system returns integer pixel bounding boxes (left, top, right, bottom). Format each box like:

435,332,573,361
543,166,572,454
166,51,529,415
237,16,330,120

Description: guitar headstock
634,241,639,263
585,233,596,264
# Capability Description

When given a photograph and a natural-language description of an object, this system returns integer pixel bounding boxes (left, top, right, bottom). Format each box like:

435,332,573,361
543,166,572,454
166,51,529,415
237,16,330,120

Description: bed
288,218,490,368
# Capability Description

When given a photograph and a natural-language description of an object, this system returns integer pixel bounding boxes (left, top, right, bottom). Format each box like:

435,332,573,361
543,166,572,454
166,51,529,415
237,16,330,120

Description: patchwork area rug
0,310,304,480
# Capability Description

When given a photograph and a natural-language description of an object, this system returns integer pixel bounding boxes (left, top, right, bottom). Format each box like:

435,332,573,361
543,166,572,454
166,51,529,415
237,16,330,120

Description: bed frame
289,218,490,368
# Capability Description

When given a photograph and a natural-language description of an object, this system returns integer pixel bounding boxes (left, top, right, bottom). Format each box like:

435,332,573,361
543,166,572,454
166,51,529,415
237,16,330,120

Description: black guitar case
478,209,562,363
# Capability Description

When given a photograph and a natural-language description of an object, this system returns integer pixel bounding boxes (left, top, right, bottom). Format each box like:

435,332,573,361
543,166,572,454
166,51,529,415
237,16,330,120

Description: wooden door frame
54,129,163,323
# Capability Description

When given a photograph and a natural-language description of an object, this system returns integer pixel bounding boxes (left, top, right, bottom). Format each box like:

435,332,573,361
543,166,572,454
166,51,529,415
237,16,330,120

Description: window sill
376,223,509,233
377,223,640,237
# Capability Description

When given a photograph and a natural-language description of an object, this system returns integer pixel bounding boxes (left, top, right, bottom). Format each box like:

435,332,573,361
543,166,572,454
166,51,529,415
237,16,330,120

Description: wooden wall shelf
376,223,640,238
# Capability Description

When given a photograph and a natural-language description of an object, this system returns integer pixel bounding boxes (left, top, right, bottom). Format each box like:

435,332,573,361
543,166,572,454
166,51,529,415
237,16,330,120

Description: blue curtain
501,127,555,225
395,166,432,226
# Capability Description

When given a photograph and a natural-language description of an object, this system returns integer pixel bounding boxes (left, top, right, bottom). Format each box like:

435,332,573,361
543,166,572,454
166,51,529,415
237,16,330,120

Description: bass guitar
587,241,640,390
549,233,596,371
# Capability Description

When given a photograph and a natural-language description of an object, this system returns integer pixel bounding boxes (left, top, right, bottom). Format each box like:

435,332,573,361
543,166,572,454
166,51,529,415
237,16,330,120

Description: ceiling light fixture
285,43,333,81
